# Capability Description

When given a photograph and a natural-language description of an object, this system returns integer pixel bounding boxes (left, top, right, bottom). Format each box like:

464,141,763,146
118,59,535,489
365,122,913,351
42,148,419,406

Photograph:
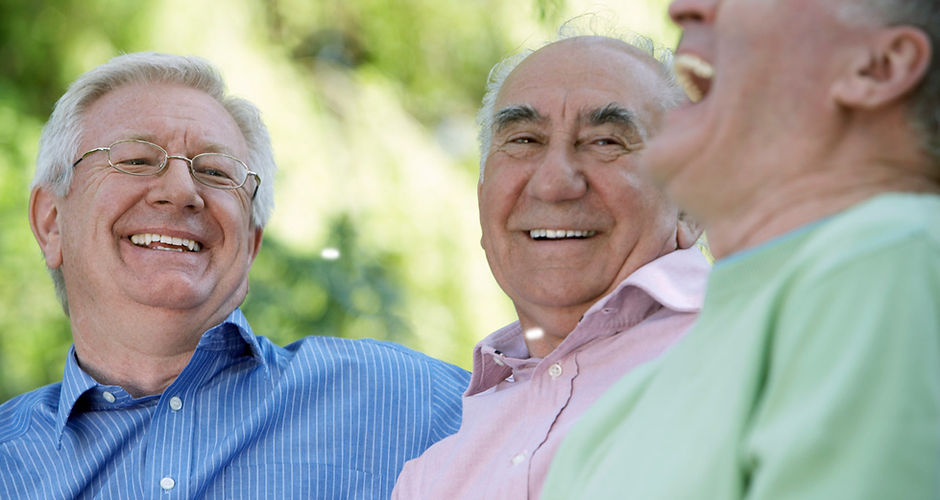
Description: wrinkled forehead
80,82,248,158
495,38,668,130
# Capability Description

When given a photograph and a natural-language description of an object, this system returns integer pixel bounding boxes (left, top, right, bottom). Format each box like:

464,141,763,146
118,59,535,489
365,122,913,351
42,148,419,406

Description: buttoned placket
144,392,194,495
142,348,222,497
516,354,580,497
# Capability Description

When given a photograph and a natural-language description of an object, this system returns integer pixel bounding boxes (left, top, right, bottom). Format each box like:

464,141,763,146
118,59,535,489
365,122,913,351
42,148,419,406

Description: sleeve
390,359,466,499
426,360,470,443
743,238,940,500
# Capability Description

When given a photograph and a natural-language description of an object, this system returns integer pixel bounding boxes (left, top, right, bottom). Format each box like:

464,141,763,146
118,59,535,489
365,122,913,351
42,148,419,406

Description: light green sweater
543,193,940,500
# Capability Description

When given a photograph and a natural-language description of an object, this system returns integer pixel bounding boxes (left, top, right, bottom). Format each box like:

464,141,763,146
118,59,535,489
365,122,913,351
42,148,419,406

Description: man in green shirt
543,1,940,498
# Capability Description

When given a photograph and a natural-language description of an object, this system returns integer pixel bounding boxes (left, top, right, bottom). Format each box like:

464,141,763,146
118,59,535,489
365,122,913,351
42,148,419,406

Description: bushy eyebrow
492,102,644,139
585,103,641,134
493,104,545,134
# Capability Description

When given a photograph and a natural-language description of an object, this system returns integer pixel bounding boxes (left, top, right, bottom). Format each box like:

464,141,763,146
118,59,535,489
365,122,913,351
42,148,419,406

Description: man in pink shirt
392,33,710,499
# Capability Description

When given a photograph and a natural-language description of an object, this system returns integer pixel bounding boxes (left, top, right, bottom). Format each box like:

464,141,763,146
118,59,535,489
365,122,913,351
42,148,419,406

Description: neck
698,99,940,258
514,240,678,359
705,160,939,259
517,306,583,359
69,305,228,398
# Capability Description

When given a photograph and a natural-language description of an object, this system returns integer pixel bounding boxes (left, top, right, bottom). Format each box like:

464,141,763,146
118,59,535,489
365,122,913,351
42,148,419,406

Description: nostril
668,0,712,24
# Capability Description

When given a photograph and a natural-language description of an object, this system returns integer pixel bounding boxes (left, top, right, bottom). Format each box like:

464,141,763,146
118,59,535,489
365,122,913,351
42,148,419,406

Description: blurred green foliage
245,215,411,346
0,0,676,402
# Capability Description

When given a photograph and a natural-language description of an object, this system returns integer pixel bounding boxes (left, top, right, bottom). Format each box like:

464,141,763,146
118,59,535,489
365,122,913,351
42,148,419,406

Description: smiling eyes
498,133,640,162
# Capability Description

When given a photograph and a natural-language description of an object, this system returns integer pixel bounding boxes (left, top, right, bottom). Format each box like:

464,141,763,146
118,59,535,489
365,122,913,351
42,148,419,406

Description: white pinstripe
0,308,468,499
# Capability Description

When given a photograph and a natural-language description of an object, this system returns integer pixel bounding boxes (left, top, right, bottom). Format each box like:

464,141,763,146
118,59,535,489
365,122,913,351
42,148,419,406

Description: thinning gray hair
33,52,277,314
476,17,685,182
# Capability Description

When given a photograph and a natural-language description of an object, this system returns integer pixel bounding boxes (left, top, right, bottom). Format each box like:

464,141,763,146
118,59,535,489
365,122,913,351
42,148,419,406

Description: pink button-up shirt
392,247,710,499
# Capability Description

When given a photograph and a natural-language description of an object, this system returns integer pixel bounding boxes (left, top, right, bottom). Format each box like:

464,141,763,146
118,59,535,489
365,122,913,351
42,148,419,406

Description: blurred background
0,0,677,402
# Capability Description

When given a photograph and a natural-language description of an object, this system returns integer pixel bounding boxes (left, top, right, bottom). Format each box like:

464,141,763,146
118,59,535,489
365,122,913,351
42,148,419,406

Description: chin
127,286,214,312
527,287,603,311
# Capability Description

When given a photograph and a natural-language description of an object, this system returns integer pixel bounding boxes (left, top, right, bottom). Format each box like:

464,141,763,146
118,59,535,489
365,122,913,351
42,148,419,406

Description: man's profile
544,1,940,498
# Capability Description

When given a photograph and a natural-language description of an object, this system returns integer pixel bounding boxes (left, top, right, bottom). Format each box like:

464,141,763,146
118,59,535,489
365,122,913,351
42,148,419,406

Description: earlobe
832,26,931,109
29,186,63,268
676,211,704,249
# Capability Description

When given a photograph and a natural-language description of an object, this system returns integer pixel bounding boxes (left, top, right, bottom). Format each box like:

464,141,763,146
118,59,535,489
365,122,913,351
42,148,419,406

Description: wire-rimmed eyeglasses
72,139,261,199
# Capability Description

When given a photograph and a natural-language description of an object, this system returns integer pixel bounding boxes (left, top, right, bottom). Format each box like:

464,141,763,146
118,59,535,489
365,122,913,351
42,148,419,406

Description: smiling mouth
674,53,714,103
130,233,202,252
529,229,597,240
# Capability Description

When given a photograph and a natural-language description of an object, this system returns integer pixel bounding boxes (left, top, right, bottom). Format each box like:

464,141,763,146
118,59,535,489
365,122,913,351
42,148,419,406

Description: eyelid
501,130,544,144
581,129,645,150
578,134,624,147
589,136,624,145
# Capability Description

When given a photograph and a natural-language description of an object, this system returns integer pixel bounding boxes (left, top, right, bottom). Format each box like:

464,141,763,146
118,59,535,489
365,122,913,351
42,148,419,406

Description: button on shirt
0,308,470,499
392,247,709,499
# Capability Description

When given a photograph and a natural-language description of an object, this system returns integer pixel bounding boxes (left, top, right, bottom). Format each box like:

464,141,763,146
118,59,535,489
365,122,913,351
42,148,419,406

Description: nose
525,142,587,202
145,157,206,211
669,0,716,26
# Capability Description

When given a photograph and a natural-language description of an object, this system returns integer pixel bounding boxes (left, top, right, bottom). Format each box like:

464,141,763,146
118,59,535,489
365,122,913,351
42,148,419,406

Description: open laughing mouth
129,233,202,252
673,53,714,103
529,229,597,240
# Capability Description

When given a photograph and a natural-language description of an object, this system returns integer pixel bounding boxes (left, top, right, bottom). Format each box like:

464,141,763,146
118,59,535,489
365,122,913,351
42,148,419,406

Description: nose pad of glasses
163,155,198,179
156,156,205,197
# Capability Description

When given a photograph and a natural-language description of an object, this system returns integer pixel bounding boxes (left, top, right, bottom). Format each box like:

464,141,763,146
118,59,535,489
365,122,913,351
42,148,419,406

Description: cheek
478,171,521,225
606,169,658,205
477,199,502,253
60,195,106,239
211,191,255,227
607,182,676,230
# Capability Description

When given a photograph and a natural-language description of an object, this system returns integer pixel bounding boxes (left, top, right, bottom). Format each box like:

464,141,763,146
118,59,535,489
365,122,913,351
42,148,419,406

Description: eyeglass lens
108,140,248,189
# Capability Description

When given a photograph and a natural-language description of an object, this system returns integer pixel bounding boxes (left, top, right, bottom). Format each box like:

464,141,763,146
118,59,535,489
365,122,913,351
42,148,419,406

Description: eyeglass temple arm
71,147,110,168
248,172,261,200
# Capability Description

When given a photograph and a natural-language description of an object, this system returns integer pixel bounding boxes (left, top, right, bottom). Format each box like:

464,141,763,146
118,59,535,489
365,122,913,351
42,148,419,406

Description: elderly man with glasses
0,52,469,499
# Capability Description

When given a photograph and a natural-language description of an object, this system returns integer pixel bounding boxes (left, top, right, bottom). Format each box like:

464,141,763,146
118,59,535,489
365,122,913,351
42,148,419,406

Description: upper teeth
674,53,714,103
130,233,201,252
530,229,597,239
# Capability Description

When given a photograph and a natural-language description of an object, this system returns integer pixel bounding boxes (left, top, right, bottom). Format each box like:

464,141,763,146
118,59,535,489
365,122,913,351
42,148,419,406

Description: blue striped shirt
0,308,469,499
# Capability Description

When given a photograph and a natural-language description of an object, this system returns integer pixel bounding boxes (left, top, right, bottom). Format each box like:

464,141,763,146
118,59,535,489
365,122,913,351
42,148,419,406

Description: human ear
477,181,487,250
676,211,704,249
28,186,63,269
248,227,264,263
832,26,931,109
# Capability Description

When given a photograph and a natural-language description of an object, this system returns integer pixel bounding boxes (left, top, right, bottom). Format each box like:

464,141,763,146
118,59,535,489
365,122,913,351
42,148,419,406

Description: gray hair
476,17,685,182
33,52,277,314
844,0,940,169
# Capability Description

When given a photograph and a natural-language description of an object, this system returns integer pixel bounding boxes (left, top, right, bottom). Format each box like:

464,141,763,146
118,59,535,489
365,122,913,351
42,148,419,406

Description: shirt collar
467,247,709,395
54,345,100,443
194,308,265,362
53,307,262,444
467,323,526,395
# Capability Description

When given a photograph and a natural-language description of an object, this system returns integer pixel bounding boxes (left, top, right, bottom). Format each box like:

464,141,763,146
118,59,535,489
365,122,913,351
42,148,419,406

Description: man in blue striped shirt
0,52,469,498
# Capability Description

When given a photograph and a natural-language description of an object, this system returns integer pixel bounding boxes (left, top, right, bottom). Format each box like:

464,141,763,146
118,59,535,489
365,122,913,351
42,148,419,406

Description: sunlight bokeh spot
524,327,545,341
